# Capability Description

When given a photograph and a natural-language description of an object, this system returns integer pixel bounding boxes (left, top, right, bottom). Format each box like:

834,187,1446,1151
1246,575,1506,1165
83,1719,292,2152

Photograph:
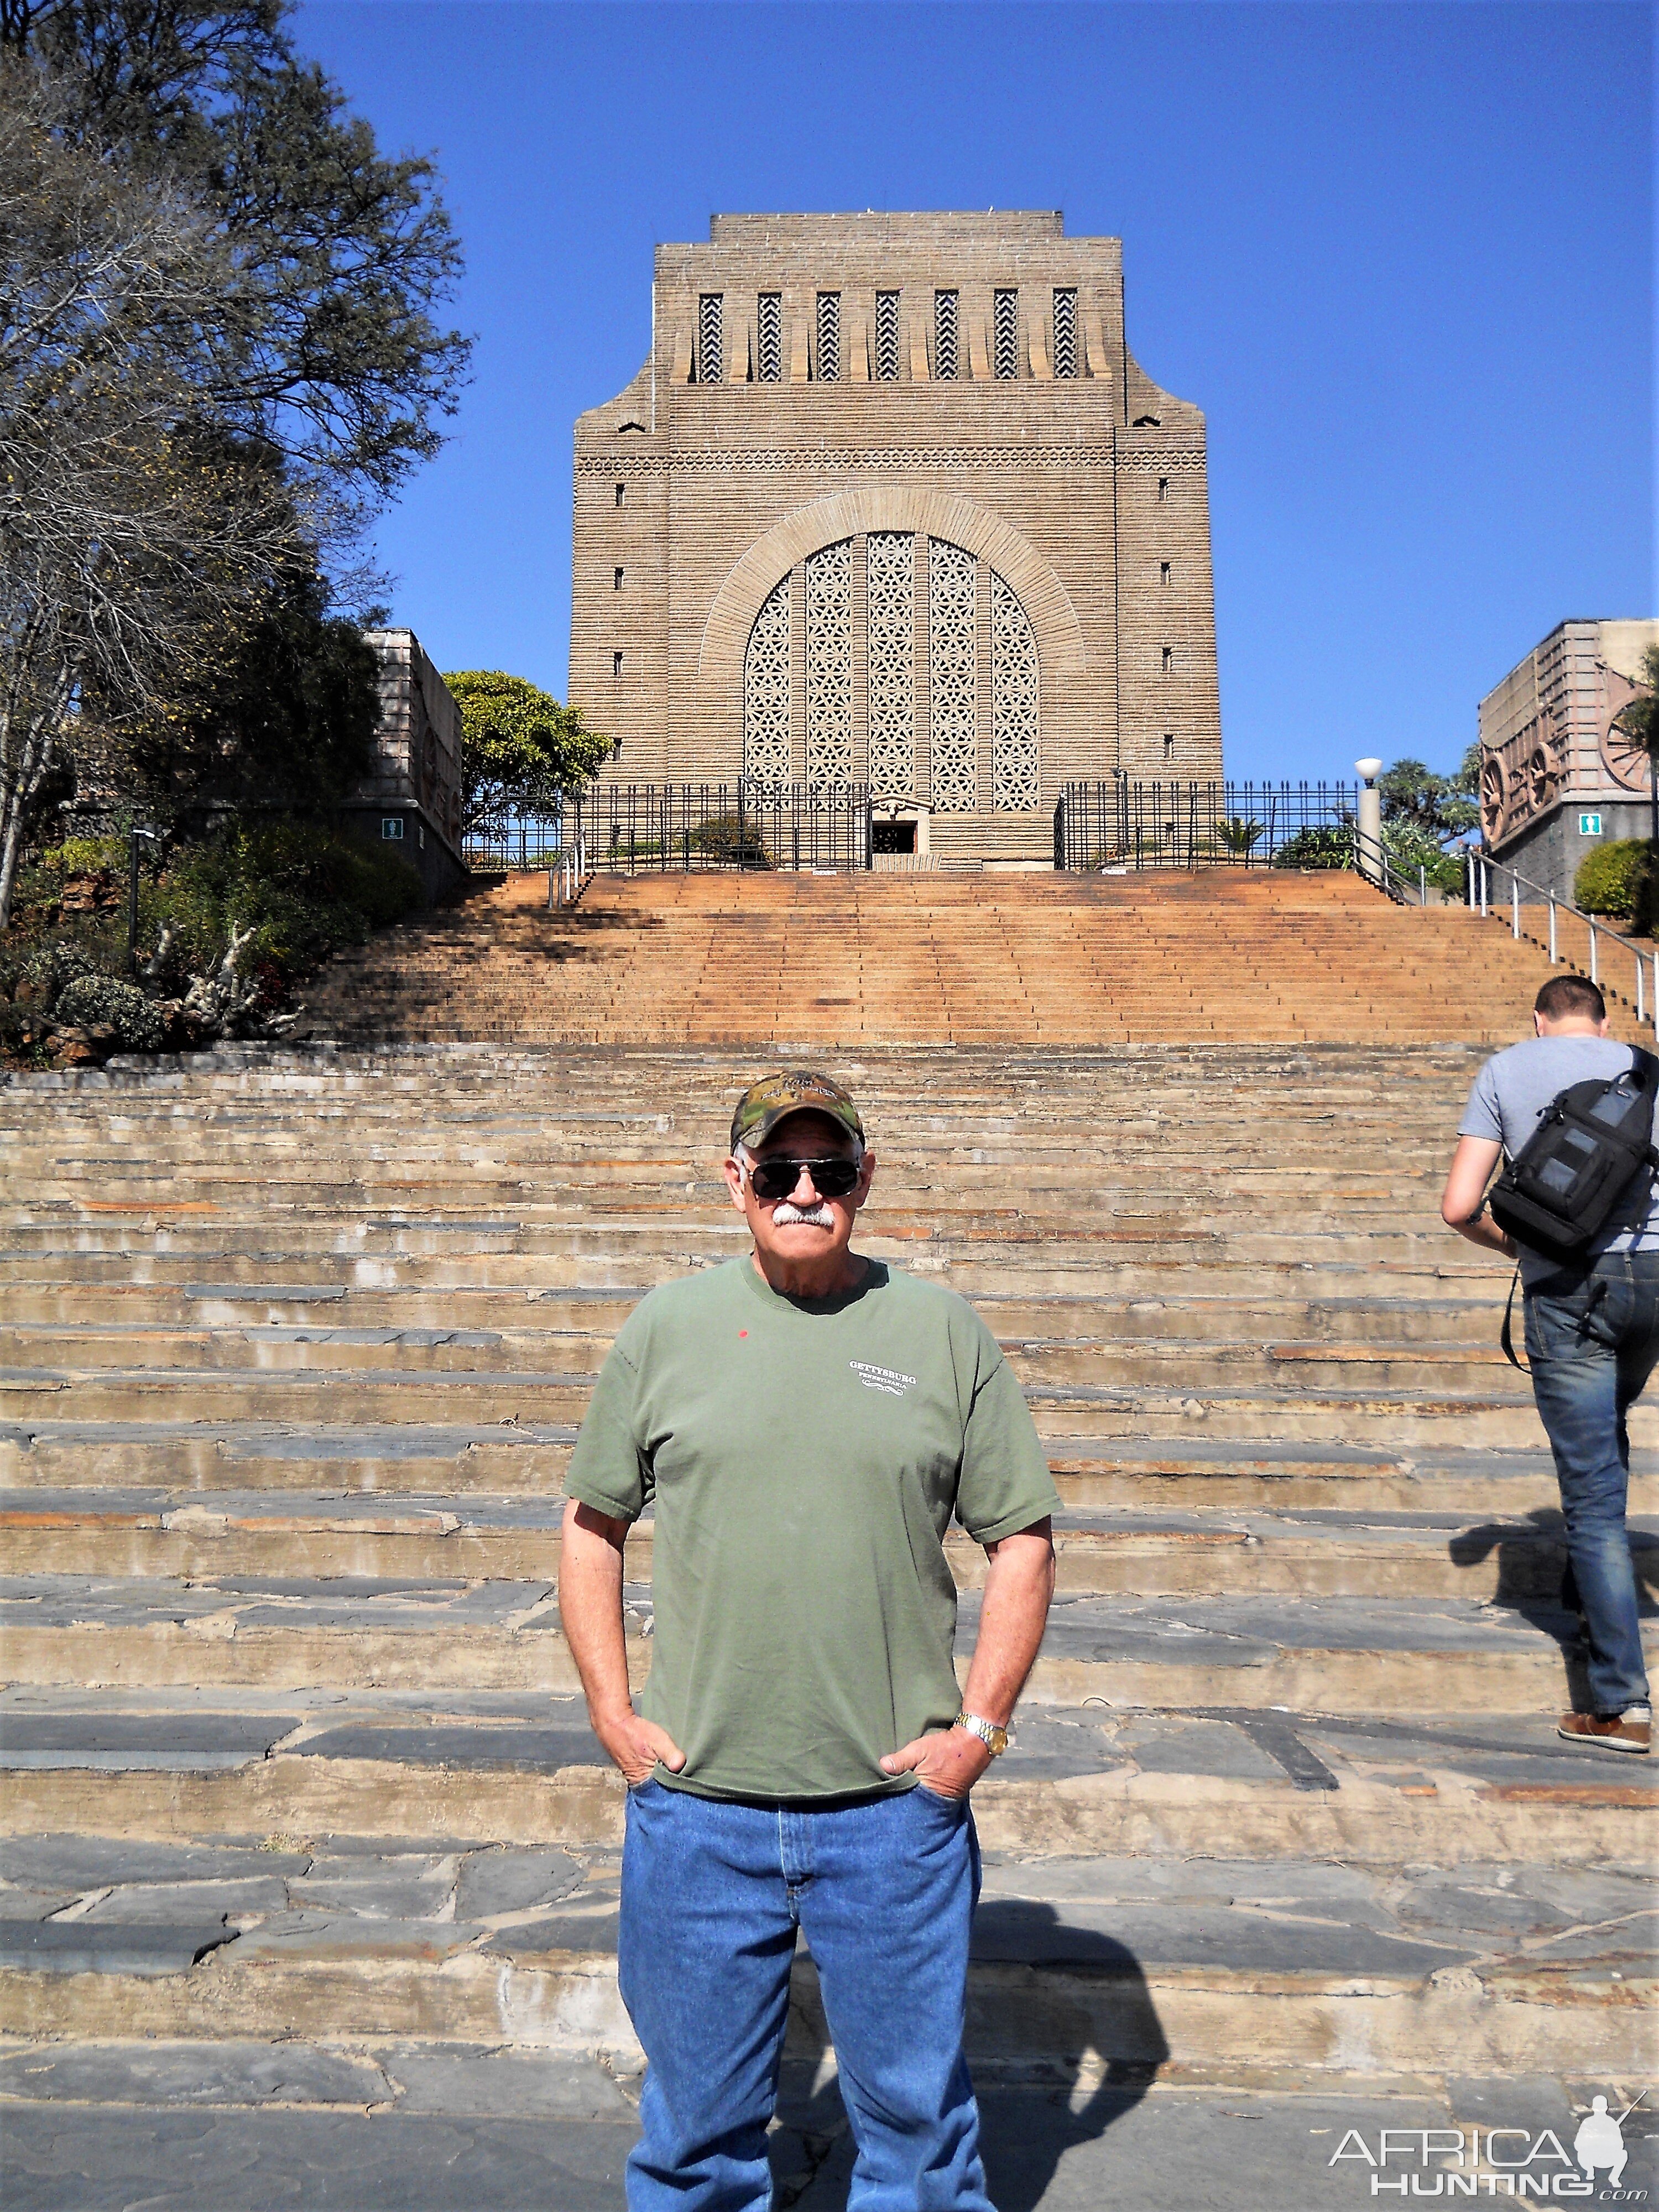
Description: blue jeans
618,1778,992,2212
1524,1248,1658,1714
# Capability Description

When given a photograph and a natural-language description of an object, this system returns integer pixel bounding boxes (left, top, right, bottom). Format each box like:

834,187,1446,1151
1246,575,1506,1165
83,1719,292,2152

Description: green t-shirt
564,1255,1059,1802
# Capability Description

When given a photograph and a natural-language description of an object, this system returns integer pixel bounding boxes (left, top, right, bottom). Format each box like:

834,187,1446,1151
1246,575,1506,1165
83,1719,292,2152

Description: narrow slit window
613,650,624,677
1052,288,1078,378
697,294,723,384
874,290,900,381
993,289,1019,378
1161,646,1173,674
1160,561,1171,586
934,290,959,380
757,292,782,383
1157,476,1170,503
614,567,624,591
614,482,625,507
1163,733,1175,761
816,292,841,382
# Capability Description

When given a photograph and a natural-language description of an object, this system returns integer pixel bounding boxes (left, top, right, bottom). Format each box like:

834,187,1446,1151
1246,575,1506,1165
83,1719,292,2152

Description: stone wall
569,212,1220,858
342,629,467,902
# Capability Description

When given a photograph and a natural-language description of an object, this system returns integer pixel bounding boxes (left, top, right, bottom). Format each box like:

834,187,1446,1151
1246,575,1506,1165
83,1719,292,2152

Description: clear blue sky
296,1,1653,785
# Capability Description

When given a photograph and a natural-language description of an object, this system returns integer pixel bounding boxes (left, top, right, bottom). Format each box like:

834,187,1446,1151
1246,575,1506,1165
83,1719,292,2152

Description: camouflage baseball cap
729,1070,864,1155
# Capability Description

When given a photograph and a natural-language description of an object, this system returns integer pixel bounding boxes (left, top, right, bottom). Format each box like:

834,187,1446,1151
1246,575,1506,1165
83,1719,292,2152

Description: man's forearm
1454,1212,1517,1258
559,1500,633,1720
960,1525,1055,1725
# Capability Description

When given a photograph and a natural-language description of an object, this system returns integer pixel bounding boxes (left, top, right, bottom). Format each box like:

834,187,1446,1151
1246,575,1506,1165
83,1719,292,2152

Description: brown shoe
1557,1711,1651,1755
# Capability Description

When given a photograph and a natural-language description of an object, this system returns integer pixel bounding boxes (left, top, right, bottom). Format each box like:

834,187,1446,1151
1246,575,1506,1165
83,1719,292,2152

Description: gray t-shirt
1458,1036,1659,1282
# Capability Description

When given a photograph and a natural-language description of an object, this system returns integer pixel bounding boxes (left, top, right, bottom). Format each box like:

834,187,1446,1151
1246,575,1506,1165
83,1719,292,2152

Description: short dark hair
1535,974,1606,1022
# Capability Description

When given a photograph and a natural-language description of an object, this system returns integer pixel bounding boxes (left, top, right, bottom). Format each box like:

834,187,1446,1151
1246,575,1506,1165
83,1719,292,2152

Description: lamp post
127,827,159,977
1354,758,1383,884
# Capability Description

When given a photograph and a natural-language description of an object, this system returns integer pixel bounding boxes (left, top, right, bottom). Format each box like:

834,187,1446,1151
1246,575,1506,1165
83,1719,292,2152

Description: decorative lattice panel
816,293,841,382
697,294,723,385
865,533,915,797
1051,288,1077,379
804,540,853,791
933,290,959,380
991,571,1039,811
874,291,900,381
757,293,781,383
993,290,1019,379
743,576,792,783
927,540,978,812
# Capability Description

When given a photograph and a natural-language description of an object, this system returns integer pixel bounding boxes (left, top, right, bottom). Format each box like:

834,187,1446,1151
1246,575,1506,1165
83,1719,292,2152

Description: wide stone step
0,1323,1530,1395
5,1689,1649,1864
6,1490,1647,1605
8,1420,1653,1518
0,1838,1646,2086
0,1287,1516,1348
3,1577,1637,1712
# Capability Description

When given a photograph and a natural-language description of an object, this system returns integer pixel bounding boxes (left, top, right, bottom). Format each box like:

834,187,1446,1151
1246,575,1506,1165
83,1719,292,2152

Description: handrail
1464,849,1657,1035
547,835,589,910
1350,828,1435,909
1352,829,1656,1031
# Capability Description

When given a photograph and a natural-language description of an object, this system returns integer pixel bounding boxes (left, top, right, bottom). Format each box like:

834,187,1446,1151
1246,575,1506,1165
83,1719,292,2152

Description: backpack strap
1500,1261,1527,1372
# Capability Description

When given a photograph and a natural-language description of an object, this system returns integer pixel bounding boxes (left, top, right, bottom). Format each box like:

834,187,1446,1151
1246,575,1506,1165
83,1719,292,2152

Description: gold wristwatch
954,1709,1010,1756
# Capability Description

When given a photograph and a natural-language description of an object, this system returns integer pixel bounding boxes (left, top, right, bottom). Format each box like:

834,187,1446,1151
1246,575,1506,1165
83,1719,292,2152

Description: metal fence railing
1056,780,1357,870
1464,848,1657,1035
571,784,872,874
462,815,566,870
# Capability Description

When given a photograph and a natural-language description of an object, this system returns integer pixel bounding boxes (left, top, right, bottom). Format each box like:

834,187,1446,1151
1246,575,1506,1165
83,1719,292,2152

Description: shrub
689,815,774,869
138,822,424,1003
1574,839,1652,925
1381,820,1466,895
54,973,167,1051
1272,826,1353,870
22,941,96,1004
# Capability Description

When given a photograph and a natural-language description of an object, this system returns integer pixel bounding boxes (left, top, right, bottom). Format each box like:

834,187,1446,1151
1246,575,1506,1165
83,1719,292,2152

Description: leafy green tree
1378,757,1480,843
2,1,469,504
445,671,611,834
126,564,382,828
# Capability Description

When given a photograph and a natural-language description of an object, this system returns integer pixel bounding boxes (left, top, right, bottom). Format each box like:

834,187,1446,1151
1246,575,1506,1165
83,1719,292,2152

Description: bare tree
0,58,302,921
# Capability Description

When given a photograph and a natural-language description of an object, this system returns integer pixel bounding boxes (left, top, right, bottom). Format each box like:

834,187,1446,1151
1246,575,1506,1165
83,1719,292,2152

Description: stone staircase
1,1034,1655,2207
300,868,1632,1048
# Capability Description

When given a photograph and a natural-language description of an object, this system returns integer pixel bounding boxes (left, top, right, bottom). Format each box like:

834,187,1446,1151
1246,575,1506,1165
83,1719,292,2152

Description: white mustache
771,1200,836,1228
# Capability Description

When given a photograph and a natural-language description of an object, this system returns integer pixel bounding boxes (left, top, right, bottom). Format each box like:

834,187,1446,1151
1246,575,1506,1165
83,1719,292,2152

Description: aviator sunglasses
744,1154,862,1203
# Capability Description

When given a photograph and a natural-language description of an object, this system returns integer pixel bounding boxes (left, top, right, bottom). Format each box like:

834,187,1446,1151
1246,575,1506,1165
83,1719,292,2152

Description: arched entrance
740,533,1040,812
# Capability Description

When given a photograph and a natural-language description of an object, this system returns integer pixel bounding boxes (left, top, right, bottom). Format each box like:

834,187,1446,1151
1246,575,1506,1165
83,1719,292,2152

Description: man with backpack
1441,973,1653,1754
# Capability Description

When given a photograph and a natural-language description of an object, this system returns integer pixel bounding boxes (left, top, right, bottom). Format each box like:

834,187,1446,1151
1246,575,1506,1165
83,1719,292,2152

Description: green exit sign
1579,813,1603,837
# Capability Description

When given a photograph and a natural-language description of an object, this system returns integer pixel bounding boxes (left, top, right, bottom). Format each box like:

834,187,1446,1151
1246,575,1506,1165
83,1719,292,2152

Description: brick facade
1478,618,1659,901
343,629,467,901
569,212,1220,861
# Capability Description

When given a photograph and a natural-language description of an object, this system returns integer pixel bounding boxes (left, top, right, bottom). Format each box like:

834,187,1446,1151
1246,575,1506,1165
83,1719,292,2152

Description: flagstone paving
1,1017,1655,2207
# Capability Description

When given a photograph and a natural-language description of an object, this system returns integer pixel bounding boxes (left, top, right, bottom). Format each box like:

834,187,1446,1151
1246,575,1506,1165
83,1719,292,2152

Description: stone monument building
1478,618,1659,899
568,212,1221,863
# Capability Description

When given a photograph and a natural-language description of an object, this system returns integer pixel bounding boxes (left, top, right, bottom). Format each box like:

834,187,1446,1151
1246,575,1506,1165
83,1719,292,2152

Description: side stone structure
570,211,1220,864
1479,619,1659,901
341,628,468,903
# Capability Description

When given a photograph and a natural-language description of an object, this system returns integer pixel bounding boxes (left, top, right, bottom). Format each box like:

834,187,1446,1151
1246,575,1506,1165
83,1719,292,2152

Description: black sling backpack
1488,1052,1659,1365
1488,1052,1659,1261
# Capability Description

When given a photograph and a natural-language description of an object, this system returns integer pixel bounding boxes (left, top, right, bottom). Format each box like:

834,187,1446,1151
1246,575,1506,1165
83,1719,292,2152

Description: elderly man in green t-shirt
560,1068,1059,2212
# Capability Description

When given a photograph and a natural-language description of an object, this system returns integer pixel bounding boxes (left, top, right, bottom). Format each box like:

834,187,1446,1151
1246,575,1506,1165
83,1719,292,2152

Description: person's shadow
771,1901,1168,2211
1449,1507,1658,1708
